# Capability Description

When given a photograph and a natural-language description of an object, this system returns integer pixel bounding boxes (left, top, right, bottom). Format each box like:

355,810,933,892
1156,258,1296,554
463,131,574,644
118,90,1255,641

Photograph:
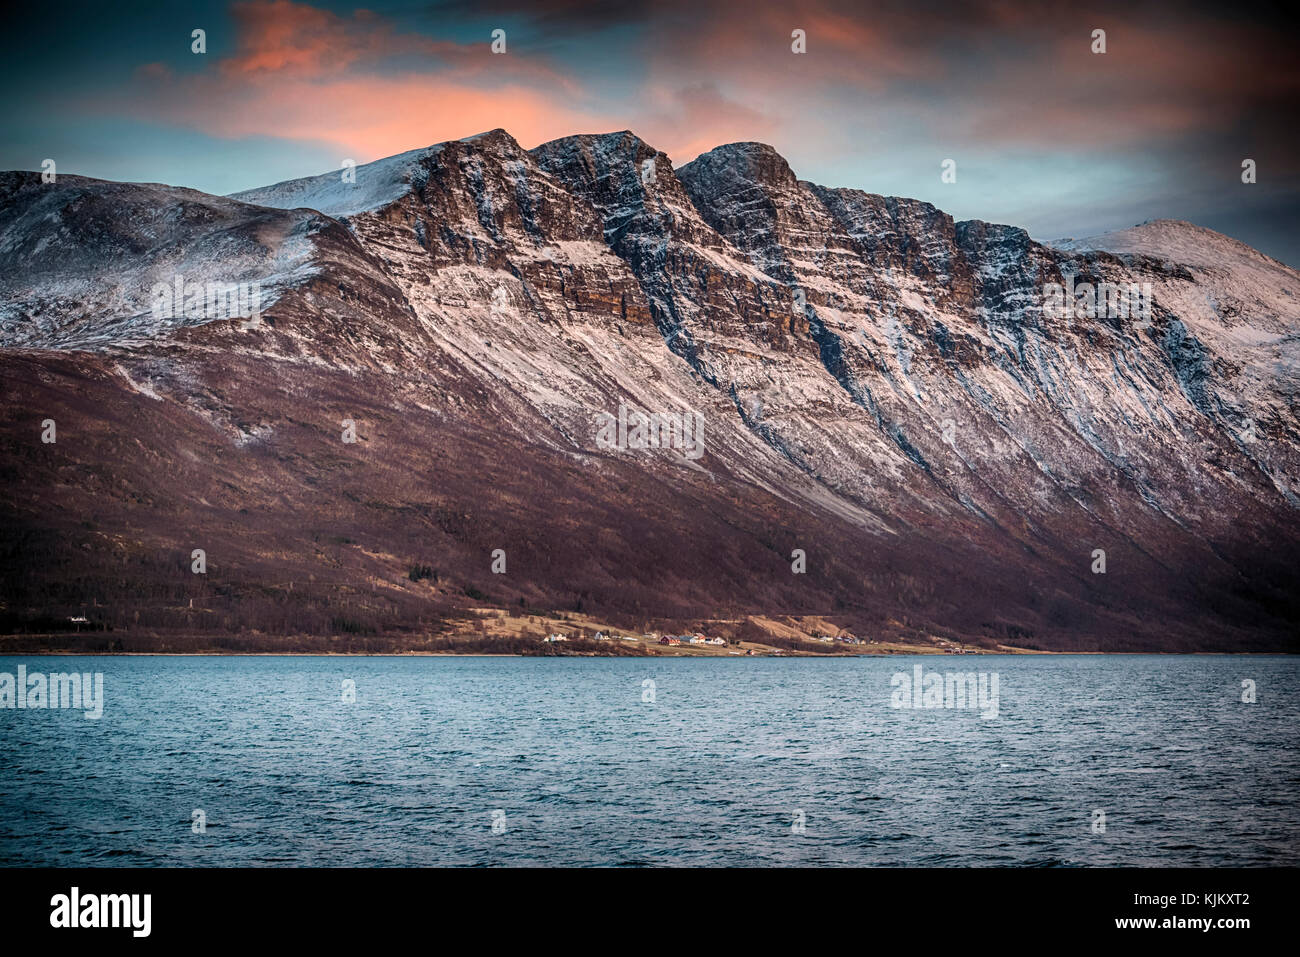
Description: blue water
1,655,1296,866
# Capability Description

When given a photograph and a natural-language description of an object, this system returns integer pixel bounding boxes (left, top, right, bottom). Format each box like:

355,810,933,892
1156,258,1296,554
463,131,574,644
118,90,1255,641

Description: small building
659,636,680,646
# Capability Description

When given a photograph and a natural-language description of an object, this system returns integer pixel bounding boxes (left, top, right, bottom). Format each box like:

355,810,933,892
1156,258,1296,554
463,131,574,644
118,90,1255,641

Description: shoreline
0,649,1287,657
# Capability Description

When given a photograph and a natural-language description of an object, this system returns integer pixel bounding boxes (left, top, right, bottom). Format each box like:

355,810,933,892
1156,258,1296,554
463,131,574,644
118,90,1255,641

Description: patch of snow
230,144,447,218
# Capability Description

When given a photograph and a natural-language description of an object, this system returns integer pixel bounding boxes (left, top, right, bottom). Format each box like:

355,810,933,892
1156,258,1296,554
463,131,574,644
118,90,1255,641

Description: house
686,635,704,645
658,636,681,646
542,633,569,643
707,637,726,645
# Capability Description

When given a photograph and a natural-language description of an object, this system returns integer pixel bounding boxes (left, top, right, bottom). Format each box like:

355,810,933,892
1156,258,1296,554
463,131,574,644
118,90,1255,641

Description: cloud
116,0,603,160
98,0,1300,165
632,84,777,163
10,0,1293,263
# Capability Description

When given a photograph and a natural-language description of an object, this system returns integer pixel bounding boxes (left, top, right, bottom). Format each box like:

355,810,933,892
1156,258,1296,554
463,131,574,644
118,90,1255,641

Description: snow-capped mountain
1,129,1296,650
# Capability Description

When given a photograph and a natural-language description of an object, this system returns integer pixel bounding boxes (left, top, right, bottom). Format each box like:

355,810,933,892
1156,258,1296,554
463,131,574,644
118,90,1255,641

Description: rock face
1,129,1297,651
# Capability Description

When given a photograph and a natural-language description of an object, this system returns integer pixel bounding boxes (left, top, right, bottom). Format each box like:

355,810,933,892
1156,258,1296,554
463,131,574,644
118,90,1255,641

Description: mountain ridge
1,128,1297,651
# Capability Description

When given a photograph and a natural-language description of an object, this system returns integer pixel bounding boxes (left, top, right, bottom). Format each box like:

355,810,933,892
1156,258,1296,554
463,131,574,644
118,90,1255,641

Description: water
1,655,1296,866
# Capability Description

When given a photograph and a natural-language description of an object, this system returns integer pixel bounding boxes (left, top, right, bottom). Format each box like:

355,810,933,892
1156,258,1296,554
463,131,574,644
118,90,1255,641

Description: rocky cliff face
1,129,1296,650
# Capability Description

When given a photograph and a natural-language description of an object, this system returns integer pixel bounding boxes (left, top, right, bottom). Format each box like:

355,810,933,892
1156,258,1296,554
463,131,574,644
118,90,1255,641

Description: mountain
1,129,1297,652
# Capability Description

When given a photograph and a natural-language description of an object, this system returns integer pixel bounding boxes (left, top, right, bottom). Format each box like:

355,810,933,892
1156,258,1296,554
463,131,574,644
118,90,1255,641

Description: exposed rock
1,132,1296,650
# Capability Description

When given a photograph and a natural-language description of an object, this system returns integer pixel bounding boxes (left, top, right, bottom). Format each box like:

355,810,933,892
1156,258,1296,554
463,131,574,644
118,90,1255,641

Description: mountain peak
460,127,509,141
228,129,527,219
457,128,524,154
676,142,798,193
531,130,664,169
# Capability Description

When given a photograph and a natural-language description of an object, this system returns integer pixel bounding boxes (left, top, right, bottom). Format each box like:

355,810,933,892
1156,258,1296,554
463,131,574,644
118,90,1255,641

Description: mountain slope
1,132,1297,651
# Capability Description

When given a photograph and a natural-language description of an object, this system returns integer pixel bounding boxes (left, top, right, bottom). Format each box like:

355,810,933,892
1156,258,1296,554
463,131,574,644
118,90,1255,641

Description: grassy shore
0,609,1041,656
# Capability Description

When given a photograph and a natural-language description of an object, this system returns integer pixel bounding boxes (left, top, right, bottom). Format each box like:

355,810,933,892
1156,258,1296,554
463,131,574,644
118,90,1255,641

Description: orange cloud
98,0,1300,175
631,84,777,164
199,75,604,159
218,0,401,77
114,0,603,160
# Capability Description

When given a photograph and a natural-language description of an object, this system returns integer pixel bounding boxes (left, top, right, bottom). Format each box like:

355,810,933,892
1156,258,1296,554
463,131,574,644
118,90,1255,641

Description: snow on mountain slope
530,132,937,525
1052,218,1292,272
259,128,861,520
229,143,448,219
0,172,335,350
679,145,1157,547
1049,219,1300,505
1,131,1297,650
680,144,1300,530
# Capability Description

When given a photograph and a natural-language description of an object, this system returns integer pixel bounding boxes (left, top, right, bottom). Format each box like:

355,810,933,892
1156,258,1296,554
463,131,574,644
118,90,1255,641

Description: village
525,616,1003,657
5,605,1015,656
541,628,870,656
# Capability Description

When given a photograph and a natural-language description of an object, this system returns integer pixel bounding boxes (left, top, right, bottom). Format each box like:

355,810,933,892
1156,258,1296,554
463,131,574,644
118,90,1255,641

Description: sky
2,0,1297,264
